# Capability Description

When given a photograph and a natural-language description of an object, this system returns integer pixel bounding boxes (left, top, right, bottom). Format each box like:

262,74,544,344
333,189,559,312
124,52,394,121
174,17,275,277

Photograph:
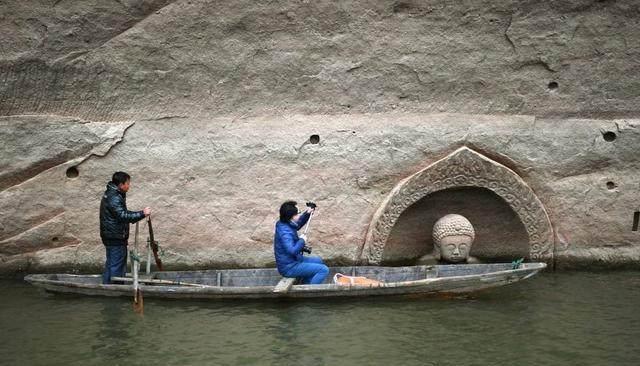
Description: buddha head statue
432,214,475,263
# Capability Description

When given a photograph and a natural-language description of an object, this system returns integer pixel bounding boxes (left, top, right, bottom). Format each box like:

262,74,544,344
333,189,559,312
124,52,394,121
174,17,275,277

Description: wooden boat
24,262,546,300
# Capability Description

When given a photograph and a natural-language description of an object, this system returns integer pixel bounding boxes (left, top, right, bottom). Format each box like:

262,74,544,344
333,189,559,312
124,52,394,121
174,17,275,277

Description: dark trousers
102,245,128,284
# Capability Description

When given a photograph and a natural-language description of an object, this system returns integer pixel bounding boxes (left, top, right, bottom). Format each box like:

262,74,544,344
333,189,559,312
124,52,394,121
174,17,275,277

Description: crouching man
273,201,328,284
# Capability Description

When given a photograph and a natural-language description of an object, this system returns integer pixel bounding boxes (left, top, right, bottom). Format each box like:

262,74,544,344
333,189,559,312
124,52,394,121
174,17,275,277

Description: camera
302,245,312,254
306,202,317,209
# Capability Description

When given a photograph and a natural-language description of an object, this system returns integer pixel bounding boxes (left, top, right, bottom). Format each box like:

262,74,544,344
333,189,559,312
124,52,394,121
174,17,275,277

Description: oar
148,215,163,271
132,258,143,315
132,222,143,315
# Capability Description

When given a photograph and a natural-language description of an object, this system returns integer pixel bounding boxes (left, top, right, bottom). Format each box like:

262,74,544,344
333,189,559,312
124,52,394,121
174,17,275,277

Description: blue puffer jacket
273,212,310,274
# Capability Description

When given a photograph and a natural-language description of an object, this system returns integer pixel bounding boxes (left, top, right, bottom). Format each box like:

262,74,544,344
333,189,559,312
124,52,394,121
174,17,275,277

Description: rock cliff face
2,0,640,119
1,0,639,274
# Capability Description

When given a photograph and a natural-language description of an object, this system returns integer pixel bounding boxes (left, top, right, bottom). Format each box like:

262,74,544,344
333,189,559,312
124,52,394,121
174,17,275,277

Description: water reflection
2,272,640,366
92,302,136,363
267,302,330,366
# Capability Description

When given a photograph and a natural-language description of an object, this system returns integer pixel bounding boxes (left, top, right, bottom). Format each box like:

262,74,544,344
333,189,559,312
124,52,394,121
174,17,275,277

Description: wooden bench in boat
272,277,297,293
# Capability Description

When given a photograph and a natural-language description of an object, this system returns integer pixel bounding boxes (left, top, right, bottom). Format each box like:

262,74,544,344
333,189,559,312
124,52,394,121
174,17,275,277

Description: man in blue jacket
274,201,329,284
100,171,150,284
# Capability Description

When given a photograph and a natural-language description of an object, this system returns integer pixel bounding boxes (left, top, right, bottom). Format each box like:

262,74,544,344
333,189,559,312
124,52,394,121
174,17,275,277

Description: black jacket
100,182,145,245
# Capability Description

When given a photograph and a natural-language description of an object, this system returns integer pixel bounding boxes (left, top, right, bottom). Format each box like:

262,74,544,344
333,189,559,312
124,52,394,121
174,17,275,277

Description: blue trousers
283,256,329,285
102,245,128,284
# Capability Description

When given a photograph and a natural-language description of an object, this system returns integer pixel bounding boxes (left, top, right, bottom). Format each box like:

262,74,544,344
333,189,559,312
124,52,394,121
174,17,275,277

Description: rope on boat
512,258,524,269
129,250,142,263
156,244,165,257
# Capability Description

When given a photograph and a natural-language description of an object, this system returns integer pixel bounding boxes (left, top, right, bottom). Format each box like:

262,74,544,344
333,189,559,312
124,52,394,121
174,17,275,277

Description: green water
1,271,639,366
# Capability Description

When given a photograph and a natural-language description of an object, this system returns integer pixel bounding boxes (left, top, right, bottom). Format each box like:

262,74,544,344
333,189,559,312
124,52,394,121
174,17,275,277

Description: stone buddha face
438,235,472,263
432,214,475,264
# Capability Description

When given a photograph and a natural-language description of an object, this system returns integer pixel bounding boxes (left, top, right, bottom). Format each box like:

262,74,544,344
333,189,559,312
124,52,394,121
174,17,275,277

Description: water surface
1,271,639,366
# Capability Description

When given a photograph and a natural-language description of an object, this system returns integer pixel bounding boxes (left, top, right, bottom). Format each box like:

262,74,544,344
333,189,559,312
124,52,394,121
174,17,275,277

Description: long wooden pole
303,210,314,235
146,240,151,274
132,222,143,314
112,276,215,288
148,216,163,271
133,222,139,294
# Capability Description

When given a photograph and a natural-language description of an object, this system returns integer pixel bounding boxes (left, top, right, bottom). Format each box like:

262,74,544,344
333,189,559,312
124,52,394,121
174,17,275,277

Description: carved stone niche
361,147,554,264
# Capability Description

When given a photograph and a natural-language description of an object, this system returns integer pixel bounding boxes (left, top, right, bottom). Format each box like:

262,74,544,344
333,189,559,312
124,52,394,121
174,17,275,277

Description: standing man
274,201,329,284
100,171,150,284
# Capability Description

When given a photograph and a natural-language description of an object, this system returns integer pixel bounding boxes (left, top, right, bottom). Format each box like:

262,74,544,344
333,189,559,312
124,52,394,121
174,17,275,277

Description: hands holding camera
305,201,317,214
299,234,312,254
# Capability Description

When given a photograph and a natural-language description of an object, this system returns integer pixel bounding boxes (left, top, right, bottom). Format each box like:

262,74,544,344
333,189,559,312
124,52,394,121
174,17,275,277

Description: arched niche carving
362,147,554,264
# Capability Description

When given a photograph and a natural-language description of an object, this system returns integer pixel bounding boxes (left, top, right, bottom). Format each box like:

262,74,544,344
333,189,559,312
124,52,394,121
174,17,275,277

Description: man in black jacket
100,171,151,284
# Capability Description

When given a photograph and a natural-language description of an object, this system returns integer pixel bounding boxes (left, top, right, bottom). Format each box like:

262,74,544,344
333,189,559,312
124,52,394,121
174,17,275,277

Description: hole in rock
606,181,616,190
309,135,320,144
602,131,616,142
52,237,59,242
548,81,558,90
633,211,639,232
66,167,79,178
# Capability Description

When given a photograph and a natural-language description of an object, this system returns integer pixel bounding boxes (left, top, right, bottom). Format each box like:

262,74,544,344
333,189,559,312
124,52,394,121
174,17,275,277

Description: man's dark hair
279,201,298,222
112,171,131,186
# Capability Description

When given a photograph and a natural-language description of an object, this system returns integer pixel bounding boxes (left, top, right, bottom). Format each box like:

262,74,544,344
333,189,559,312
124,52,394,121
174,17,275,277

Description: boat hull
24,263,546,300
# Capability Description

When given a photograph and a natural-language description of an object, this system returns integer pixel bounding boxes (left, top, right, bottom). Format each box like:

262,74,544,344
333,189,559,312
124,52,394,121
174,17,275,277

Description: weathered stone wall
1,114,639,274
1,1,639,274
1,0,639,119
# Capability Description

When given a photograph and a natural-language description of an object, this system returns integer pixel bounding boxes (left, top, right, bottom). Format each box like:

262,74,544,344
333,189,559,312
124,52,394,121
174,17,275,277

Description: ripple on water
1,272,640,366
